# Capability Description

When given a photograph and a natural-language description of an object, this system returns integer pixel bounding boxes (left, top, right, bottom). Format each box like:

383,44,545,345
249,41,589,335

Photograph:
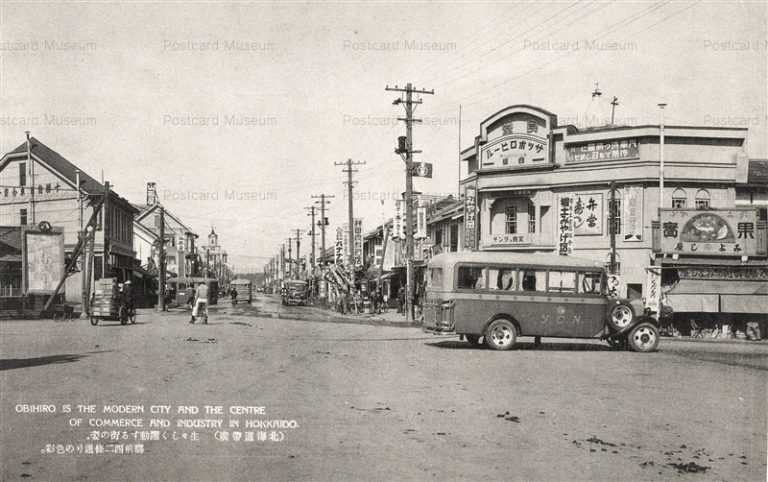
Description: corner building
459,105,766,305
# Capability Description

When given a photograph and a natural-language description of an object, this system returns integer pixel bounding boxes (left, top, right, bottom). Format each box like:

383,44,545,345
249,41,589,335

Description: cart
230,278,252,304
89,278,135,326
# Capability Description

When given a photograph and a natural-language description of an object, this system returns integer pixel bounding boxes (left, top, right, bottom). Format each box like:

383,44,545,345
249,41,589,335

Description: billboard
658,209,761,256
566,139,639,163
573,193,603,236
24,227,65,294
463,184,477,250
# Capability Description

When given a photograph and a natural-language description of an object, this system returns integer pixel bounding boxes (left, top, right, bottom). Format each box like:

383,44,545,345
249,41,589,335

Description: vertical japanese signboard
573,193,603,235
658,209,760,256
644,267,661,313
622,186,643,241
393,200,404,240
463,184,477,250
415,205,427,239
558,197,574,255
335,227,344,265
353,218,363,266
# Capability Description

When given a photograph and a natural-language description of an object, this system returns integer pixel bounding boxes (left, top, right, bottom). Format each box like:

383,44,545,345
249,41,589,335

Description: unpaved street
1,302,766,481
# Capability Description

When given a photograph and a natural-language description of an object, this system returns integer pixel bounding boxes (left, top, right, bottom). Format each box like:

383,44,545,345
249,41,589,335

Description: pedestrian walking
190,282,209,324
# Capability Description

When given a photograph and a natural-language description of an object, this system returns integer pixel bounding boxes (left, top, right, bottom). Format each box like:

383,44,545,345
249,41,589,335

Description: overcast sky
1,0,765,271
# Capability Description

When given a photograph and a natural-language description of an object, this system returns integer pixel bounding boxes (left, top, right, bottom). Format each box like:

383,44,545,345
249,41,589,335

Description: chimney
147,182,157,205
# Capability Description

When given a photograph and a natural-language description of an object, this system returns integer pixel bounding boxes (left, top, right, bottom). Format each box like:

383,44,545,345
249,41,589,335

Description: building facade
0,138,138,303
457,105,766,310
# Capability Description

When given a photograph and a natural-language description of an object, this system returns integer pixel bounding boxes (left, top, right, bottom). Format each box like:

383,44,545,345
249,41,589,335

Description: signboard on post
23,225,65,295
413,162,433,178
393,199,405,240
463,184,477,250
658,208,761,256
415,206,427,239
353,218,363,267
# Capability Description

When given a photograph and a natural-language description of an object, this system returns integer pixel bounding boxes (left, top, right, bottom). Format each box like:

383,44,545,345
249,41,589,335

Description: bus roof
427,251,604,271
167,276,218,283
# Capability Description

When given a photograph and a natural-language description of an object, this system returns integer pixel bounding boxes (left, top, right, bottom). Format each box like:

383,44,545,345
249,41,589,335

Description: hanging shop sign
480,131,548,169
413,162,433,178
463,184,477,250
566,138,639,163
644,267,661,312
558,197,574,255
335,227,344,265
622,186,643,241
658,209,761,257
393,199,405,240
573,193,603,236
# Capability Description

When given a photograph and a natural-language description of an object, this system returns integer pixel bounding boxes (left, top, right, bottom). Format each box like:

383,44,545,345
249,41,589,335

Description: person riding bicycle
190,282,209,324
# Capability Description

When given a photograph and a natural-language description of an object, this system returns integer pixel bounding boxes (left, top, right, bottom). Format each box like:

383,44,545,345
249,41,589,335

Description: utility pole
335,159,366,269
311,193,334,266
609,182,618,274
26,131,35,225
102,181,110,278
305,205,317,270
610,96,619,125
287,236,293,278
294,228,302,277
158,206,166,311
280,244,286,280
658,103,667,214
76,169,86,310
386,82,434,322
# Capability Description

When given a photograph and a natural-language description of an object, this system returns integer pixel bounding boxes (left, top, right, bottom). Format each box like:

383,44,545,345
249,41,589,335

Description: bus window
428,268,443,289
457,266,485,290
521,269,546,292
489,268,516,291
548,271,576,293
579,272,602,294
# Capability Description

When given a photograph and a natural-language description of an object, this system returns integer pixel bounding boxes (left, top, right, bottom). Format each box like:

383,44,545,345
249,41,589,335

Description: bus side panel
453,293,608,338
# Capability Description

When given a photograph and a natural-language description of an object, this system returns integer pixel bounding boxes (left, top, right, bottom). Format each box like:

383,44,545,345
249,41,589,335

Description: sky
1,0,765,271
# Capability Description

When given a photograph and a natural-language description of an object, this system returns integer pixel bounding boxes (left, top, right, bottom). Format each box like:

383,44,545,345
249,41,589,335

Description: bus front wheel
485,319,517,351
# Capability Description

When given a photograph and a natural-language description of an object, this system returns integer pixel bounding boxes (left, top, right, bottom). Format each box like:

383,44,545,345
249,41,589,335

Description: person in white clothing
190,282,209,324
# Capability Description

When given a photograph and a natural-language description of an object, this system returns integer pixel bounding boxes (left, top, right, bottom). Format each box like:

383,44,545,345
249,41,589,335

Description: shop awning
667,279,768,313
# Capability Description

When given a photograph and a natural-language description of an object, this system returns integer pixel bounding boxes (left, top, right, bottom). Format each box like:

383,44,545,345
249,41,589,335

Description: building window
528,201,536,233
19,163,26,186
505,206,517,234
671,188,686,209
695,189,711,210
609,197,622,235
20,208,27,225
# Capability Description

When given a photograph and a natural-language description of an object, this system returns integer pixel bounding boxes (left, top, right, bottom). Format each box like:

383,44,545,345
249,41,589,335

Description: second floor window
695,189,711,210
528,201,536,233
20,208,27,225
672,188,686,209
19,162,26,186
505,206,517,234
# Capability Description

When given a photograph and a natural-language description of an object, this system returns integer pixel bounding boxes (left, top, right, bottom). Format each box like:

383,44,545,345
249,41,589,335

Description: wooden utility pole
294,228,302,276
305,205,317,270
102,181,110,278
312,193,334,266
609,182,618,274
26,131,35,225
287,236,293,278
386,82,434,322
158,206,166,311
335,158,366,268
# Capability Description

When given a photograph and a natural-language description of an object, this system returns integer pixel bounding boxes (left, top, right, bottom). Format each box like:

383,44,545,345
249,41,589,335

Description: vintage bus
422,252,658,352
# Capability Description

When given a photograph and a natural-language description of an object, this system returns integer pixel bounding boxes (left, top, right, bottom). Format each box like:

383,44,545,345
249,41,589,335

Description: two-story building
133,183,200,279
457,105,766,320
0,137,138,304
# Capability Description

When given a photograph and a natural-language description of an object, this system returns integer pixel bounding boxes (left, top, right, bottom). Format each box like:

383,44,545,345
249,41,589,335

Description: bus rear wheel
485,319,517,351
